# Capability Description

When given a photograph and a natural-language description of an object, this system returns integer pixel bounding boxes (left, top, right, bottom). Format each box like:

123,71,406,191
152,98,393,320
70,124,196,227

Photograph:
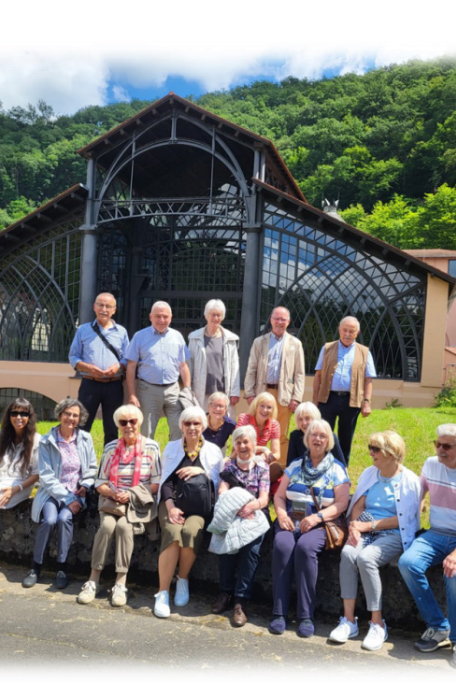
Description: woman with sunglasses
0,399,40,509
22,398,97,590
328,430,421,651
154,406,224,618
77,404,161,607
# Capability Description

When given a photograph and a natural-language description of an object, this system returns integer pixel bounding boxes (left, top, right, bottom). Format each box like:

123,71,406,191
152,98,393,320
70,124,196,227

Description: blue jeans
219,534,265,601
33,497,75,565
398,530,456,641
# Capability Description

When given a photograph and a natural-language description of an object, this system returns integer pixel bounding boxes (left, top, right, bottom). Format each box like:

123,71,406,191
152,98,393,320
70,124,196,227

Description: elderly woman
154,406,224,618
188,299,240,414
211,424,270,626
270,419,349,637
287,402,345,467
329,430,421,651
0,399,40,509
236,392,281,479
77,404,161,607
22,398,97,590
203,392,236,455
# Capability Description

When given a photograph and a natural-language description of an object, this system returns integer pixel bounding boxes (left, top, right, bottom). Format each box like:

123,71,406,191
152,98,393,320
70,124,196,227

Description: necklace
205,326,221,339
207,416,224,438
184,437,203,461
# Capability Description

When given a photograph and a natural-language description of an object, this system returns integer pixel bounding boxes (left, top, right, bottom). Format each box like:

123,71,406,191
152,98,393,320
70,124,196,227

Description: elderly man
312,316,376,465
69,292,129,445
244,306,305,465
126,301,191,441
398,425,456,669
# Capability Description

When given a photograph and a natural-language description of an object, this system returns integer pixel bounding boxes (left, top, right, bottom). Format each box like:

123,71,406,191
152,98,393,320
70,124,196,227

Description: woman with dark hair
22,398,97,590
0,398,40,509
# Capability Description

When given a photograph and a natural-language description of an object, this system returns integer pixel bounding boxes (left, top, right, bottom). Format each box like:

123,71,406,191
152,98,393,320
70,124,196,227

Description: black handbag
175,473,214,518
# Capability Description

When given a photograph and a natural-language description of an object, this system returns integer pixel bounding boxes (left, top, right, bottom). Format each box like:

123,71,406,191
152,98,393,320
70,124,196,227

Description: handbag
310,487,348,551
175,473,214,518
98,494,127,517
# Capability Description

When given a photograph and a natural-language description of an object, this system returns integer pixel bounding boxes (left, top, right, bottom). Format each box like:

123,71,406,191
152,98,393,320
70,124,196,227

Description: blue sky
2,1,455,115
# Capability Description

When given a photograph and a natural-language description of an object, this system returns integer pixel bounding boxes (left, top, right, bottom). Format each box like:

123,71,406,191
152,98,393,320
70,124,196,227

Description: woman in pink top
236,391,281,480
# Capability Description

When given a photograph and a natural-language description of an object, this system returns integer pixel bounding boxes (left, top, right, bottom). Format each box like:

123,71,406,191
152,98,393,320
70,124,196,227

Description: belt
83,376,123,383
267,383,279,390
330,391,350,397
140,380,177,388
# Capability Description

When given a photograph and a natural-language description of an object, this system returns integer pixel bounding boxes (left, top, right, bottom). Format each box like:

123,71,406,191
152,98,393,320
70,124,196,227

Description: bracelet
17,483,23,492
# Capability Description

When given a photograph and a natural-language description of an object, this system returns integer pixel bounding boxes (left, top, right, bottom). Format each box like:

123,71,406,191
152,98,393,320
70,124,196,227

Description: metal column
79,158,98,324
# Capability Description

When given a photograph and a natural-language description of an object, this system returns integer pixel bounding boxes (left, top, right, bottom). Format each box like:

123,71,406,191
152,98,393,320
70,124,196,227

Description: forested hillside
1,58,456,248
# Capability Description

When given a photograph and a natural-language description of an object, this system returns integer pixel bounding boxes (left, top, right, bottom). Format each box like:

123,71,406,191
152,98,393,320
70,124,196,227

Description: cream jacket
188,326,240,407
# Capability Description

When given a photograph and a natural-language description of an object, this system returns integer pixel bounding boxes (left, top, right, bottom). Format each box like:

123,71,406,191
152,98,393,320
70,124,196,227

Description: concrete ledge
0,500,446,628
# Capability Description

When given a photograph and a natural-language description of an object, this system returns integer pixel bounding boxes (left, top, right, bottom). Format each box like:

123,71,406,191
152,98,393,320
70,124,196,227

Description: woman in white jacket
328,430,421,651
188,300,240,414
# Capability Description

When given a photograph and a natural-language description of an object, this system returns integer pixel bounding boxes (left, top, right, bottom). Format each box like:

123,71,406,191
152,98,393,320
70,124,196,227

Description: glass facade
261,204,426,380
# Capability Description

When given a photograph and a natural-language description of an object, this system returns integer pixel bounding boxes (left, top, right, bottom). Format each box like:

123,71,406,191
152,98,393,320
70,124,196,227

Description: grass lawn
37,405,456,526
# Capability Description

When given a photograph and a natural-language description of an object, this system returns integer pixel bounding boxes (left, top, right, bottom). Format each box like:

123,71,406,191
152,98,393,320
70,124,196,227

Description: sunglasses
11,411,30,418
433,440,456,451
368,445,381,453
184,421,202,427
119,418,138,427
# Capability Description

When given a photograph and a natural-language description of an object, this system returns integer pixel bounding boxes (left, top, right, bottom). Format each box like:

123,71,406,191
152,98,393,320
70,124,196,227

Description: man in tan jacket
244,307,305,465
312,316,376,466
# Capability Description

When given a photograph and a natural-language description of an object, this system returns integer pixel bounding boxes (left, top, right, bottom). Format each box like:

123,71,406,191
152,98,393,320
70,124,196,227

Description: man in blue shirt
69,292,129,445
312,316,376,465
126,301,191,441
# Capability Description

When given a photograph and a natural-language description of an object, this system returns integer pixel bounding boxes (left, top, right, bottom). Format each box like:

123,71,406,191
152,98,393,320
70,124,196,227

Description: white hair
151,301,172,314
232,424,257,448
339,316,360,331
178,406,208,431
436,424,456,439
204,299,226,319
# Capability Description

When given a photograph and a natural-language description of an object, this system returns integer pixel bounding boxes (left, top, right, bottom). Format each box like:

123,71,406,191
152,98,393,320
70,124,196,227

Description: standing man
126,301,191,441
398,424,456,669
312,316,376,466
244,306,305,465
69,292,129,445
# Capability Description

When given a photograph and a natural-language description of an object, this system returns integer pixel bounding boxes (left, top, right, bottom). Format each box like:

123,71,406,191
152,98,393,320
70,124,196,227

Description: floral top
222,459,270,498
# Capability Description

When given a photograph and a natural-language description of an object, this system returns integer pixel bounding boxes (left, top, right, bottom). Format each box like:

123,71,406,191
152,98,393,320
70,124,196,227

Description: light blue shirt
315,341,376,391
125,326,190,384
69,320,129,379
267,333,285,384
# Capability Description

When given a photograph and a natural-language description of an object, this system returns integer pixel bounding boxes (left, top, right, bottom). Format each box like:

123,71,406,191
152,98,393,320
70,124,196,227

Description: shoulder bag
310,487,348,551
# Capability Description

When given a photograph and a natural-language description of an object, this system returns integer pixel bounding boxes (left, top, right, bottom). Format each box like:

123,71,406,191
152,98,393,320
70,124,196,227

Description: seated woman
287,402,345,468
328,430,421,651
77,404,162,607
211,424,270,627
236,392,281,480
154,406,224,618
271,419,349,637
0,399,40,509
22,398,97,590
203,392,235,455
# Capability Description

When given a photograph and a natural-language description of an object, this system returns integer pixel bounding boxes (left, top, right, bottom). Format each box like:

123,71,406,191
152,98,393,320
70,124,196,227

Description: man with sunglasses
313,316,376,466
398,424,456,669
69,293,129,446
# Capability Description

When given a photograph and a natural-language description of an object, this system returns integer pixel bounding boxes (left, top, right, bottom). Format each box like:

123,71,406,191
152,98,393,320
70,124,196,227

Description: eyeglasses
119,418,138,427
433,440,456,451
11,411,30,418
310,432,328,440
95,303,114,310
63,411,80,419
271,317,289,323
184,421,202,427
368,445,381,453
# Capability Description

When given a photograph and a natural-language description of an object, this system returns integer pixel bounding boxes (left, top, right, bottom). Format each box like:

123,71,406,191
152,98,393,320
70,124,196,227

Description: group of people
0,293,454,670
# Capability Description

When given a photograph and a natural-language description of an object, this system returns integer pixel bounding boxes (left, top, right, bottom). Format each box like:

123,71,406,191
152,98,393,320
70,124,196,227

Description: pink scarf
109,435,145,489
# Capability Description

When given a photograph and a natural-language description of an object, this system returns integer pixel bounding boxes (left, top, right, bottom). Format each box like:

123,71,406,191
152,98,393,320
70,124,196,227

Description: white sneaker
111,583,128,607
362,621,388,651
174,576,189,607
77,580,100,605
329,616,359,643
154,590,171,618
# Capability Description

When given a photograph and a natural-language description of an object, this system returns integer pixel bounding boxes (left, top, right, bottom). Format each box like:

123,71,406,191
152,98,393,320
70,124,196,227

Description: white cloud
1,1,455,114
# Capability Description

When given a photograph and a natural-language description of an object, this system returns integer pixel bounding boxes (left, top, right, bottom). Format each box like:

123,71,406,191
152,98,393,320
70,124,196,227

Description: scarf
290,451,335,506
109,435,145,489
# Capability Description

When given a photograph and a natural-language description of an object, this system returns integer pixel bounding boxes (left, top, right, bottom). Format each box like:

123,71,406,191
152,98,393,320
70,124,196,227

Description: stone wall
0,500,446,627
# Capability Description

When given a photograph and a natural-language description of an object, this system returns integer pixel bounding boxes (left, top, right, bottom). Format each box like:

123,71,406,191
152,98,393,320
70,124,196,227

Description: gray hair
304,419,335,452
113,404,144,428
151,301,172,315
54,398,88,425
339,316,360,331
178,406,208,431
232,424,257,449
207,392,229,409
272,306,291,320
294,402,321,423
204,299,226,319
436,424,456,439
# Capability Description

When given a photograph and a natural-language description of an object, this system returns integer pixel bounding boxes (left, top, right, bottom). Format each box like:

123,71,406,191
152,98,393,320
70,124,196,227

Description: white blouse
0,433,40,508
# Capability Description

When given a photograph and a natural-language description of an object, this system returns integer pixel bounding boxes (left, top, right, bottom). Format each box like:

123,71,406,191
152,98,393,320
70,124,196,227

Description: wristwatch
317,512,324,522
371,520,376,531
363,398,371,404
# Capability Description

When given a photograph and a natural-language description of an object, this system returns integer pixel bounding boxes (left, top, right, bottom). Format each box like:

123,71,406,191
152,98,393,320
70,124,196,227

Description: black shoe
212,592,232,614
55,571,69,590
22,570,39,588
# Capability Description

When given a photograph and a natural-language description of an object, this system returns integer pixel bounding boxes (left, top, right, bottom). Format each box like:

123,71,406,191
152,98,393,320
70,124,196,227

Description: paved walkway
0,562,454,680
